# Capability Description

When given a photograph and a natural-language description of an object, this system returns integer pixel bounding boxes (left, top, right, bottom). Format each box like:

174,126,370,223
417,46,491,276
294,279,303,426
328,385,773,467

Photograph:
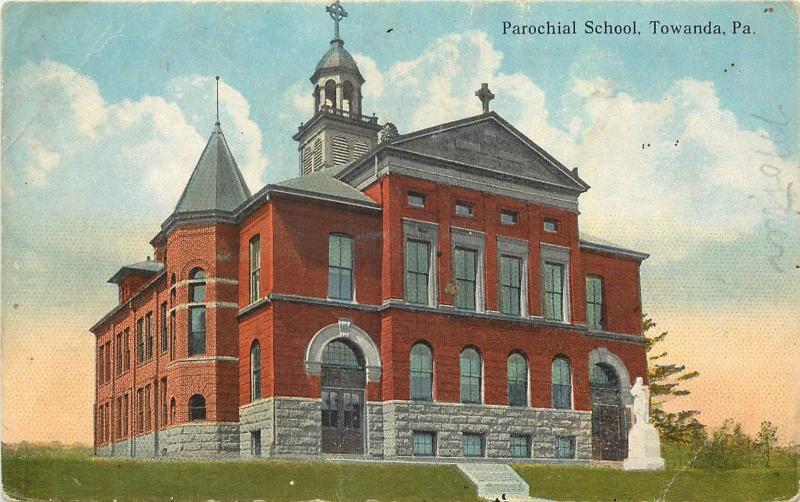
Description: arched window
590,363,618,389
189,268,206,302
322,340,361,368
342,81,355,114
410,343,433,401
460,347,482,404
552,357,572,409
188,394,206,421
507,352,528,407
323,79,336,109
251,341,262,401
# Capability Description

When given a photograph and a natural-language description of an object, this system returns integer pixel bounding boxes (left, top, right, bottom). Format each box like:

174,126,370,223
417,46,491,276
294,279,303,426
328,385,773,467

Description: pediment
393,114,586,192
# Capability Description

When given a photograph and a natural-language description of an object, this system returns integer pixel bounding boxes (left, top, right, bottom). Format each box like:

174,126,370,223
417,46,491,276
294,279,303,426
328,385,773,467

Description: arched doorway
590,363,628,460
320,339,365,454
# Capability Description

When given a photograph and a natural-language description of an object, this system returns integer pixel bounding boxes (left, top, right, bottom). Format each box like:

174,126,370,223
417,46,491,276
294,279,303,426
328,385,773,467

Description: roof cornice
579,239,649,261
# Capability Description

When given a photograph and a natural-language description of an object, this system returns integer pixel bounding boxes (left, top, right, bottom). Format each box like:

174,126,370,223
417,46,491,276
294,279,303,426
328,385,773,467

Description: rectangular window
343,392,362,429
169,312,176,360
499,255,522,316
586,276,603,330
189,307,206,356
144,384,152,431
543,262,565,321
160,302,168,353
160,378,168,426
137,388,144,433
116,397,122,439
115,334,123,375
453,247,477,310
555,436,576,459
544,218,559,233
251,430,262,457
510,435,531,458
123,329,130,371
463,433,485,458
328,234,354,301
137,318,144,364
145,312,153,361
500,210,518,225
321,391,338,427
455,201,474,217
98,346,104,384
123,393,129,437
412,431,435,457
105,342,111,382
249,235,261,304
407,192,425,207
405,239,431,305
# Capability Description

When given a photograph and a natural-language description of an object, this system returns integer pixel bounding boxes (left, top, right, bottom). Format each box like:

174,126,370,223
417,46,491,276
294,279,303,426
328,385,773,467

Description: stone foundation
382,400,592,461
98,400,591,462
238,397,591,462
95,423,239,459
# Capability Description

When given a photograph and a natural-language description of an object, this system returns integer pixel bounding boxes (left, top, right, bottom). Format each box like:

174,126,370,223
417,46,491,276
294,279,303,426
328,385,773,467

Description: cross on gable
475,83,495,113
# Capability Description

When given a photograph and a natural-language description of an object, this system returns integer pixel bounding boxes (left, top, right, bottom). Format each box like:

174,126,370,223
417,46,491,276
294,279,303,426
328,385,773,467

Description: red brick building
92,6,649,462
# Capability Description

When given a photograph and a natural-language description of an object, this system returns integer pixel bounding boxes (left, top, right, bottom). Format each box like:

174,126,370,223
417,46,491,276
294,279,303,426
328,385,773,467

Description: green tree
643,315,705,446
756,421,779,467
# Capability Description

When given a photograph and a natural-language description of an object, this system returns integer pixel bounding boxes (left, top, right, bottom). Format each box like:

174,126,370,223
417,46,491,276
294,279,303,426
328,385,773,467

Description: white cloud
3,60,267,209
289,31,797,263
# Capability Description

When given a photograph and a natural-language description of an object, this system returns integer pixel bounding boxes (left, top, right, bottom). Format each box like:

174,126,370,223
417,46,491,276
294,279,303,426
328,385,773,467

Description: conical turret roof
174,123,251,214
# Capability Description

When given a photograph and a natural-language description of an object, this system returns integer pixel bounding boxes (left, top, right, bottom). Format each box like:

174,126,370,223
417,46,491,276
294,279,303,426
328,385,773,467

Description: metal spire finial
215,76,220,126
475,83,495,114
326,1,348,42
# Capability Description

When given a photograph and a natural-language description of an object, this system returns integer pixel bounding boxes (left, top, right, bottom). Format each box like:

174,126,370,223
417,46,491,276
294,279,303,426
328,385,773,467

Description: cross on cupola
475,83,495,113
326,0,348,41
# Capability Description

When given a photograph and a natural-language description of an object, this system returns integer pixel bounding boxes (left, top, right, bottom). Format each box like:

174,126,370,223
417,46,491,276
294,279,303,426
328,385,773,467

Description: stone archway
589,348,632,460
304,318,382,382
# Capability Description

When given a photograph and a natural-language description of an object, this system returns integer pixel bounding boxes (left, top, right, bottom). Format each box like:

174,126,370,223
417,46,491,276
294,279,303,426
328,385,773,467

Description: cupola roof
311,39,364,83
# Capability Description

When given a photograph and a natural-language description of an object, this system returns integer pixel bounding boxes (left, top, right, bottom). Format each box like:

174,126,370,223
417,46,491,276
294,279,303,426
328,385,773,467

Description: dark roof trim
107,261,164,284
580,239,649,261
90,270,166,334
236,183,382,221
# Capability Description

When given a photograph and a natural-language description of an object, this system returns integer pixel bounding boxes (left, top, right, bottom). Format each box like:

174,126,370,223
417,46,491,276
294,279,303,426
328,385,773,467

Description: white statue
630,377,649,426
623,376,665,471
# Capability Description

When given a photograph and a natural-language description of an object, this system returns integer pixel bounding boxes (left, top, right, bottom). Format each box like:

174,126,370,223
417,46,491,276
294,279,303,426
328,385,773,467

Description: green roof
173,124,251,214
275,169,375,205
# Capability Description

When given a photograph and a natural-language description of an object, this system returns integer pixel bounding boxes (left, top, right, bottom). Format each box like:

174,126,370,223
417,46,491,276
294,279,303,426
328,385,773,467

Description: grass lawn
514,444,799,501
2,445,481,502
514,464,796,501
3,444,798,501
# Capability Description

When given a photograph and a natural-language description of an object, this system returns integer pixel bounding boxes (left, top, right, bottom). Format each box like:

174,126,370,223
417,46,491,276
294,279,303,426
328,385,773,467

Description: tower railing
317,104,378,124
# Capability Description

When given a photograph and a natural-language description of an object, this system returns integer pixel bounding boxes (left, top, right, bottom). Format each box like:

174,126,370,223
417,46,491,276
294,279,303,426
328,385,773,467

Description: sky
2,1,798,446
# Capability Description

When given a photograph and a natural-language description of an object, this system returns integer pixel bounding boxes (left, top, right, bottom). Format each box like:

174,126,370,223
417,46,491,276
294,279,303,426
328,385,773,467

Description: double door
321,366,365,454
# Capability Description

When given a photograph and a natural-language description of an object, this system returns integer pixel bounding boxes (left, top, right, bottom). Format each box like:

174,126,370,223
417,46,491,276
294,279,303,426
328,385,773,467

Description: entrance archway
590,362,628,460
320,339,365,454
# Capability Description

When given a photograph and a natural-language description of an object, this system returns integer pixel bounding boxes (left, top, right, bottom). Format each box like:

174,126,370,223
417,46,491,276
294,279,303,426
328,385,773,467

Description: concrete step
456,463,530,500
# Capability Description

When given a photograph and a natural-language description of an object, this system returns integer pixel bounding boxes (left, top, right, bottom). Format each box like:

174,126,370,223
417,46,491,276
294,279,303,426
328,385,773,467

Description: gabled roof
108,259,165,284
382,112,589,194
173,124,251,214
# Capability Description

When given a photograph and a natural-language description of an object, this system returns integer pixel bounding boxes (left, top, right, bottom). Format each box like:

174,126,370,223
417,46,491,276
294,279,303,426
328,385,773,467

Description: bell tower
293,0,381,176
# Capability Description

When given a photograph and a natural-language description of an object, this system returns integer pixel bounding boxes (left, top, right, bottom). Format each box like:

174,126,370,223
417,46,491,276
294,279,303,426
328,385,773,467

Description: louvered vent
332,136,350,166
302,147,313,175
353,141,369,160
313,138,323,171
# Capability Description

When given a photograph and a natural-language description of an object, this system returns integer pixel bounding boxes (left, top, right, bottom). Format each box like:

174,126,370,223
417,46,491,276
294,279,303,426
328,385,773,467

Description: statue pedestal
623,423,665,471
